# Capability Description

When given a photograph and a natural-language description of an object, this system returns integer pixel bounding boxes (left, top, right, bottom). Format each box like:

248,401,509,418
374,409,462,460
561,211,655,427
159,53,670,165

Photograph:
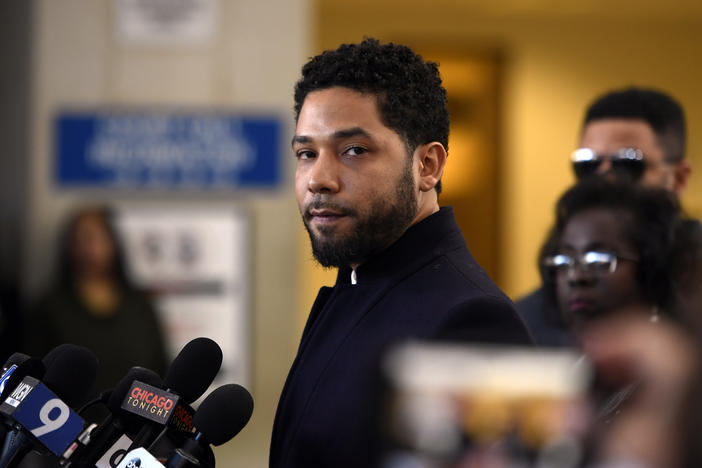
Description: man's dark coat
270,207,532,467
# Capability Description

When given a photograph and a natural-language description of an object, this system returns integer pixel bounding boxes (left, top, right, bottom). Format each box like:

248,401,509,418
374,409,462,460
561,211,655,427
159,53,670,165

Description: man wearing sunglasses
517,87,692,346
573,87,691,194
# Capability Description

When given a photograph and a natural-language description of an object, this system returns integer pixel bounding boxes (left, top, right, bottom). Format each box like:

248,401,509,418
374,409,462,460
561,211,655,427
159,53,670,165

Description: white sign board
116,0,217,45
115,207,250,391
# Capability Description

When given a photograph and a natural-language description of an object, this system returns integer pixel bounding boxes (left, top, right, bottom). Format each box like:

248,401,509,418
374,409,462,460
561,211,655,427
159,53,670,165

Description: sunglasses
542,250,638,276
571,148,646,181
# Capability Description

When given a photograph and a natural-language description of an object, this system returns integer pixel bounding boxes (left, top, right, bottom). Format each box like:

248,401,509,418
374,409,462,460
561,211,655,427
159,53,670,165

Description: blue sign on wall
55,111,282,189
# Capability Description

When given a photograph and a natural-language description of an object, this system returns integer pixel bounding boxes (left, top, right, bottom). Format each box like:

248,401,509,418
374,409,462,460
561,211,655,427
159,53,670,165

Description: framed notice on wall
116,0,218,46
114,206,250,392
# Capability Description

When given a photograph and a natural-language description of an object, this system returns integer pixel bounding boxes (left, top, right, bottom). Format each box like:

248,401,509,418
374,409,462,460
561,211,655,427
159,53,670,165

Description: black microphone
42,344,100,409
165,384,254,468
0,354,45,407
0,354,30,375
0,353,45,452
163,337,223,404
127,338,223,455
1,354,25,372
0,344,99,467
63,366,163,468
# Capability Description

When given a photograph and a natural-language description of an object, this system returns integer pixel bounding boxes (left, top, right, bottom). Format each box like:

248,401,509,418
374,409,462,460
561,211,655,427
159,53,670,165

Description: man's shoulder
435,294,531,345
429,244,511,303
515,288,545,319
382,248,531,345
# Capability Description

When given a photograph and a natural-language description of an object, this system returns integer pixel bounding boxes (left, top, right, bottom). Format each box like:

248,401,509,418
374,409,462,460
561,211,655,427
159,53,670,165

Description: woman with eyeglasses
536,179,702,467
539,178,700,332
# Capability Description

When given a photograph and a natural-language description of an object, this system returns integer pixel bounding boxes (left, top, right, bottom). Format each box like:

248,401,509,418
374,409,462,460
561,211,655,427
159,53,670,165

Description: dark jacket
23,287,169,396
270,207,532,467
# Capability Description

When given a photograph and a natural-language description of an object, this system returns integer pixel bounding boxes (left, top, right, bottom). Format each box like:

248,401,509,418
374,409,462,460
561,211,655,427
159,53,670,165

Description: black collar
335,206,465,285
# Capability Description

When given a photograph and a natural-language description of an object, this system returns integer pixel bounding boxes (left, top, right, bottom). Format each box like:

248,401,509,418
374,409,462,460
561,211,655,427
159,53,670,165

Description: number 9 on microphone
11,380,85,455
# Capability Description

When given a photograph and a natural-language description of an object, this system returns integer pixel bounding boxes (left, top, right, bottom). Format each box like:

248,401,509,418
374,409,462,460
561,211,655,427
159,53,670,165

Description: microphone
0,354,27,374
165,384,254,468
0,354,32,382
41,344,100,409
0,354,45,408
63,366,163,468
127,338,223,455
0,353,44,444
163,337,224,404
0,344,98,467
115,447,166,468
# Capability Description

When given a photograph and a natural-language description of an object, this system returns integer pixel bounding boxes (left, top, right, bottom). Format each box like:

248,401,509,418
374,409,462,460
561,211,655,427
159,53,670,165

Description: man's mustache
303,198,356,218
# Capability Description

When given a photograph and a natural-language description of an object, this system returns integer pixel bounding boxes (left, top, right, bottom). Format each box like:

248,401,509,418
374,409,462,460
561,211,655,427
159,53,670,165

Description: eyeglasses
542,250,638,275
571,147,646,181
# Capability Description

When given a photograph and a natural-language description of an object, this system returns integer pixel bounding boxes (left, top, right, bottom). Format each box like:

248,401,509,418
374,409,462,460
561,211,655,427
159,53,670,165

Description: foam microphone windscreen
193,384,253,446
2,353,30,370
163,338,222,403
0,355,45,401
107,367,164,413
42,344,100,408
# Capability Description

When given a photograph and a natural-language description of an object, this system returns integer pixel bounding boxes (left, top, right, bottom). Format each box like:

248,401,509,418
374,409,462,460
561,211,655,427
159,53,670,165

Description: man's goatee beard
303,163,418,268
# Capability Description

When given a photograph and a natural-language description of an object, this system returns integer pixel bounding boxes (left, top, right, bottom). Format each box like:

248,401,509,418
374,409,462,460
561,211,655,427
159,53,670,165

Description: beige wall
27,0,310,466
313,2,702,303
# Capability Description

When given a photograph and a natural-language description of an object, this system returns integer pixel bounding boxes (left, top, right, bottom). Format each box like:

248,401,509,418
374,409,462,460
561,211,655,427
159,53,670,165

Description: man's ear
672,160,692,196
415,142,447,192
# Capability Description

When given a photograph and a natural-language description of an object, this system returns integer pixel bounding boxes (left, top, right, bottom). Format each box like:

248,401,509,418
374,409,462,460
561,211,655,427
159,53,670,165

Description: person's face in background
579,119,689,195
555,208,649,325
72,213,116,279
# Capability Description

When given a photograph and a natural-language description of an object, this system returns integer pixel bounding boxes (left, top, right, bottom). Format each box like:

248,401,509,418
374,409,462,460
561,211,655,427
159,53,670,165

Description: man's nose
308,152,341,194
597,157,613,174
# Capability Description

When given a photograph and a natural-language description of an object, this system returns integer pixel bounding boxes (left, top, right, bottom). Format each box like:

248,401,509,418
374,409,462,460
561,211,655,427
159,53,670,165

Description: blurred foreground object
582,313,697,468
382,342,591,468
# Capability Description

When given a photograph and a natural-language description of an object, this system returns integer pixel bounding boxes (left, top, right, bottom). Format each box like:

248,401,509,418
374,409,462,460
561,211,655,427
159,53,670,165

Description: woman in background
539,179,700,337
538,179,702,466
24,206,169,394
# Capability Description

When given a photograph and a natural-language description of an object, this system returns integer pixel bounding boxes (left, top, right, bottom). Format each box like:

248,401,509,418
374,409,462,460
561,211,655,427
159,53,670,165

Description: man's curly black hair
293,38,449,194
539,179,702,324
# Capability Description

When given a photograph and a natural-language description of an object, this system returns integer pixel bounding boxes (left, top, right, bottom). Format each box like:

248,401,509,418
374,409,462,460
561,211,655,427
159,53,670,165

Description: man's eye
296,150,316,160
344,146,367,156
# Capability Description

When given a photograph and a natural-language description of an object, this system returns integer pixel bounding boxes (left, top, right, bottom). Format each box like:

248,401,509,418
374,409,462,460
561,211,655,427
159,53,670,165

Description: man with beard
270,38,532,468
